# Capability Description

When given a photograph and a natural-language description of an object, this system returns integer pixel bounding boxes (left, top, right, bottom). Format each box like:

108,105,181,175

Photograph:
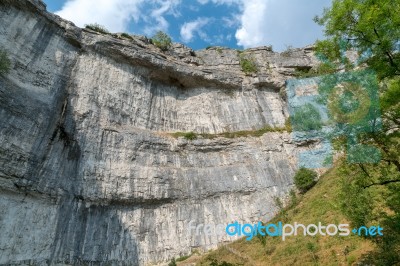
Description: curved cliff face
0,1,316,265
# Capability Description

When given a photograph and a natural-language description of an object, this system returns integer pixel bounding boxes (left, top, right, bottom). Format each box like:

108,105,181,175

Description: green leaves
311,2,399,255
239,53,258,74
152,31,172,51
294,168,318,194
315,0,400,79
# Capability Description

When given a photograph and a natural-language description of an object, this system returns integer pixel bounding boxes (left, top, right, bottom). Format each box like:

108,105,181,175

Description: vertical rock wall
0,1,316,265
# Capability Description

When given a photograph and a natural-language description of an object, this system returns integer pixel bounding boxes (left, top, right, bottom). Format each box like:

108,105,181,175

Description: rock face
0,1,316,265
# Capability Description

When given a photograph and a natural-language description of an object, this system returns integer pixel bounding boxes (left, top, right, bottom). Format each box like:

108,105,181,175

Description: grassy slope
178,165,376,266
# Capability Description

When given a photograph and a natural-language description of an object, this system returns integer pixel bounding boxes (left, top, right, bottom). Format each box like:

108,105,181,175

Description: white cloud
55,0,330,51
235,0,269,48
233,0,330,50
196,0,271,48
180,17,210,42
56,0,144,32
143,0,181,35
197,0,241,5
222,15,241,28
56,0,180,34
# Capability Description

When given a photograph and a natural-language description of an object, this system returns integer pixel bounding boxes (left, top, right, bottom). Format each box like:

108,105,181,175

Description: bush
0,49,11,75
294,168,317,193
85,23,110,34
183,132,197,140
239,54,258,74
168,258,177,266
152,31,172,51
121,33,133,40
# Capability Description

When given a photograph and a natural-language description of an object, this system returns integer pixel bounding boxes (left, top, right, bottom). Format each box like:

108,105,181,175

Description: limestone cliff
0,0,316,265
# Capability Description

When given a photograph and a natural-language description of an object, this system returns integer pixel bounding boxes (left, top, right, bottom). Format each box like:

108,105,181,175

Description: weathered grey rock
0,0,317,265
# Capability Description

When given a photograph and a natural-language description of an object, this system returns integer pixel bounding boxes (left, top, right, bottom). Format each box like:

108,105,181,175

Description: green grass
239,54,258,74
176,254,192,262
170,122,292,140
183,164,376,266
293,63,338,78
205,46,224,54
85,23,110,34
171,132,197,140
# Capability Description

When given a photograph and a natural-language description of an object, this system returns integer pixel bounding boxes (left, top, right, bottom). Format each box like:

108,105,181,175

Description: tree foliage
314,0,400,79
315,0,400,264
152,31,172,51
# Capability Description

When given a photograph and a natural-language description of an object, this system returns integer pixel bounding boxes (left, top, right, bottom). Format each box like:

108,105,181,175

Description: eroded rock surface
0,1,316,265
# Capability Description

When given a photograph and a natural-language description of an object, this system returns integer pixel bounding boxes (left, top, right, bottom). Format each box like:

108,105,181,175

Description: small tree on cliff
152,31,172,51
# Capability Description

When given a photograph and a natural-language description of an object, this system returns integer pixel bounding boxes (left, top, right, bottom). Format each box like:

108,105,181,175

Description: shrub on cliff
0,49,11,75
183,132,197,140
85,23,110,34
281,45,295,57
121,33,133,40
152,31,172,51
239,54,258,74
294,167,318,193
168,258,177,266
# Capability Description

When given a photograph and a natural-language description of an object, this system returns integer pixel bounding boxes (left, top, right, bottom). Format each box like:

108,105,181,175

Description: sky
43,0,331,51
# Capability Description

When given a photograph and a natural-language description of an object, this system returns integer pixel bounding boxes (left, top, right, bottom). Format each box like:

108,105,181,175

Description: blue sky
44,0,331,51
